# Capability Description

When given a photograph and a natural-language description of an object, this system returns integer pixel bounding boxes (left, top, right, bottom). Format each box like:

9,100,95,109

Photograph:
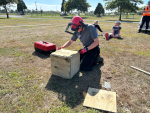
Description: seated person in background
109,21,122,38
93,20,104,35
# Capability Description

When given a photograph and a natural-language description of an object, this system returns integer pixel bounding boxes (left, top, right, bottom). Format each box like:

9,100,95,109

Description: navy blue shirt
112,26,121,35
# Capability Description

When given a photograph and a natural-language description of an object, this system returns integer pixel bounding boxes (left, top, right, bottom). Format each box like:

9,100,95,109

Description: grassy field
0,17,150,113
24,14,142,22
0,13,18,15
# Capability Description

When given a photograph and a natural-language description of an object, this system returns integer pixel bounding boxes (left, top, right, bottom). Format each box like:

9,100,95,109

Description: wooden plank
83,87,117,113
131,66,150,75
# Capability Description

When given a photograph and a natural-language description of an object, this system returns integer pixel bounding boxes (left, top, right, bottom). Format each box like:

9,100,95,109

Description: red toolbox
34,41,56,54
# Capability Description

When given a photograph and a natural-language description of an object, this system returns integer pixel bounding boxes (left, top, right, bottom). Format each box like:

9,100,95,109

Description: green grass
0,13,17,15
131,50,150,57
49,102,72,113
24,14,142,22
0,47,27,57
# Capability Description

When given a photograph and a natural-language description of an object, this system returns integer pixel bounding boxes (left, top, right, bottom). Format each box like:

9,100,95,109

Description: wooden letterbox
51,49,80,79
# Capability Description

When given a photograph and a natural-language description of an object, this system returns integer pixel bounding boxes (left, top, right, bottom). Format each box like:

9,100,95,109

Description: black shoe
109,35,112,39
138,29,141,33
145,30,148,34
97,55,104,64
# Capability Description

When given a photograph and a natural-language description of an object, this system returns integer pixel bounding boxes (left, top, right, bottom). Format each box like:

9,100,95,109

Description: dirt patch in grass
0,19,150,113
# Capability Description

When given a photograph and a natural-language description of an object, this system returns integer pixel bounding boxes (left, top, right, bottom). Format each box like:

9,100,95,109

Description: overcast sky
1,0,149,12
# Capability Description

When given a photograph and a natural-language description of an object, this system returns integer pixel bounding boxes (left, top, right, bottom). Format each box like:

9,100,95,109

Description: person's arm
118,30,121,34
58,34,77,50
87,38,99,50
96,25,103,32
112,28,115,36
62,40,74,48
79,26,99,54
118,27,121,34
143,7,146,12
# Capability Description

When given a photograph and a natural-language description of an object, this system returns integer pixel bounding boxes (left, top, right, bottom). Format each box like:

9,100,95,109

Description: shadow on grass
139,30,150,35
121,20,139,23
32,51,50,59
63,17,88,20
122,18,139,19
45,63,104,108
106,20,139,23
0,18,8,19
107,37,124,41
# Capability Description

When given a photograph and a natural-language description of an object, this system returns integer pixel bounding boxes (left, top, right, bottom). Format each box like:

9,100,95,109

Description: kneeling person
58,16,103,71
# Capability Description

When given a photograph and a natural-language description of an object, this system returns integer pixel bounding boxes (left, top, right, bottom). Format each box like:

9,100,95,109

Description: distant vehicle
139,16,150,30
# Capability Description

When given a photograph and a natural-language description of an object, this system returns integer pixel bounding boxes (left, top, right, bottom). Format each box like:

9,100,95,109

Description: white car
139,16,150,30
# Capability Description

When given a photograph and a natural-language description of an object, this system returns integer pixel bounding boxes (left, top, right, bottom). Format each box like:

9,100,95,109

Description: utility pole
35,1,38,17
89,7,90,16
40,7,42,17
31,9,32,17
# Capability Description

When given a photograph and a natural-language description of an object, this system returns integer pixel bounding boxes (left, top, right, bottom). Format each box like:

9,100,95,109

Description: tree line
0,0,27,18
104,0,143,20
61,0,144,20
0,0,145,20
61,0,105,17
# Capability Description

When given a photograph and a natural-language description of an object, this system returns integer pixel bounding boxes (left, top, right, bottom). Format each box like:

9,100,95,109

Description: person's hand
102,33,105,39
79,48,88,54
58,47,64,50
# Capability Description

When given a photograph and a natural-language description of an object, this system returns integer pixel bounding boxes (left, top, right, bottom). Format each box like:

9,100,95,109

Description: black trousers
80,46,100,71
140,16,150,30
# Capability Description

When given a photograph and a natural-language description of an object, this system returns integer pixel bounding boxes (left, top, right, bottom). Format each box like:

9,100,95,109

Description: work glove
79,47,88,54
58,47,64,50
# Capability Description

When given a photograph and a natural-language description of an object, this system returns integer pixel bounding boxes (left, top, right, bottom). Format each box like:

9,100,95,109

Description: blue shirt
112,26,121,35
71,24,98,47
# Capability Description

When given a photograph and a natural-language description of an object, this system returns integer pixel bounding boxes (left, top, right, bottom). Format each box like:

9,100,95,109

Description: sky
2,0,150,12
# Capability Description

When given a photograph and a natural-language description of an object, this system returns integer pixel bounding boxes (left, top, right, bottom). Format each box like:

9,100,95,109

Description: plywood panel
51,49,80,79
83,87,117,113
51,56,71,79
51,49,78,58
71,53,80,78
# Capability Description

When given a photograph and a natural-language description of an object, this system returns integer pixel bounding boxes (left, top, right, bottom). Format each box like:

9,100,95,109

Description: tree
0,9,6,13
104,0,143,20
14,9,18,13
17,0,27,15
137,6,144,15
94,3,104,17
10,9,14,13
0,0,18,18
64,0,91,15
61,0,65,12
121,1,140,19
102,8,105,15
26,9,31,14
